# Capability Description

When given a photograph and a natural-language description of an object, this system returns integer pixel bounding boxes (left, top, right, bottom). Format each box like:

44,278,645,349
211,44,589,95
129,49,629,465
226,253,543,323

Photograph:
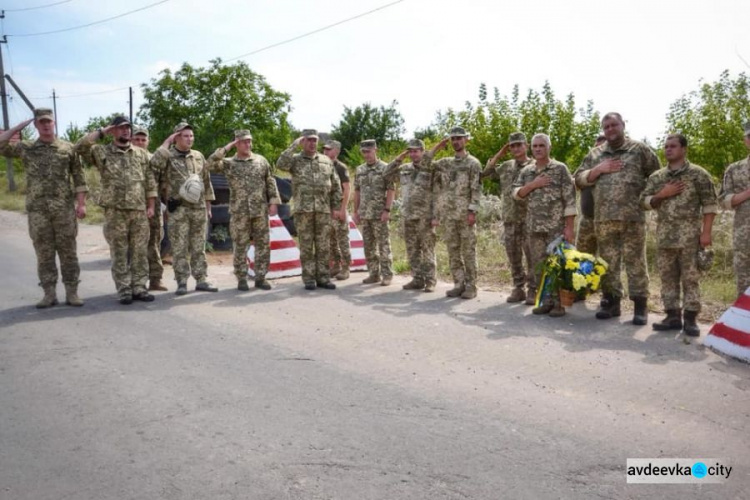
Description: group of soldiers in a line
4,109,750,337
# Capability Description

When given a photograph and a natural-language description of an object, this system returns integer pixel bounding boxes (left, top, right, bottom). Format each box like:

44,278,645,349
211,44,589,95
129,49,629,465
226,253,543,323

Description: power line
225,0,405,62
7,0,170,37
2,0,72,12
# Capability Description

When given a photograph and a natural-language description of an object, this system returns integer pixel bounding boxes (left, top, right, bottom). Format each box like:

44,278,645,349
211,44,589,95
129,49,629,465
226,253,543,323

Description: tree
663,70,750,178
330,101,406,163
138,59,293,160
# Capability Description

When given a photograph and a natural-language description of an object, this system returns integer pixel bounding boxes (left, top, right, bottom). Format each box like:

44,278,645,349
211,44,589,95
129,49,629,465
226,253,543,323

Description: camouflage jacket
354,159,396,220
150,146,215,207
513,159,577,234
487,157,533,224
276,147,342,214
383,158,434,220
641,161,718,249
333,158,350,185
720,156,750,234
208,148,281,217
575,138,660,222
424,151,482,221
75,137,156,210
0,138,87,212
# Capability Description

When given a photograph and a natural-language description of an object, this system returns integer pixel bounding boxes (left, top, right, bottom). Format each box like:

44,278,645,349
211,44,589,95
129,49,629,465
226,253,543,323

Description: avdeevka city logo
691,462,707,479
626,458,731,484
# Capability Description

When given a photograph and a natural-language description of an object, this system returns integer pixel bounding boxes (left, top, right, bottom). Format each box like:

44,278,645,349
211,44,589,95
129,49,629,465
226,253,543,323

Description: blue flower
580,261,594,275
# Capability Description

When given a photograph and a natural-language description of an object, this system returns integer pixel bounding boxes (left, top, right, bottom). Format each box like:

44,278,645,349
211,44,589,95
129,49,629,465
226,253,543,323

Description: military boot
682,310,701,337
237,279,249,291
330,263,341,278
632,296,649,326
335,266,350,281
362,275,381,284
524,290,537,306
596,294,621,319
255,278,272,290
549,299,566,317
402,278,425,290
175,282,188,296
36,284,58,309
381,276,393,286
461,285,477,299
445,284,465,298
506,287,526,303
532,298,554,315
653,309,682,331
64,283,84,307
149,279,168,291
423,281,436,293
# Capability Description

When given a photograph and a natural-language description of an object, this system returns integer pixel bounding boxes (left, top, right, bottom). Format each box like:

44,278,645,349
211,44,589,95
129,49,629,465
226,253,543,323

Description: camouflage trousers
443,219,477,289
170,205,208,284
28,208,80,287
148,205,164,281
596,220,649,298
403,218,436,285
503,221,532,290
657,245,701,312
733,229,750,297
329,215,351,268
527,231,555,297
103,208,149,296
576,215,597,255
295,212,332,285
231,213,270,280
361,219,393,278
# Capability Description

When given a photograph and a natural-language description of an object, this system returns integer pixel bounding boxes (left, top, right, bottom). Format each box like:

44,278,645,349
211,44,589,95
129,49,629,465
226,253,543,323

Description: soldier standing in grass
208,129,280,292
276,129,342,290
353,139,396,286
383,139,437,292
0,109,87,308
720,122,750,298
481,132,534,304
150,122,217,296
424,126,482,299
76,116,157,305
323,140,352,281
513,133,577,317
641,133,717,336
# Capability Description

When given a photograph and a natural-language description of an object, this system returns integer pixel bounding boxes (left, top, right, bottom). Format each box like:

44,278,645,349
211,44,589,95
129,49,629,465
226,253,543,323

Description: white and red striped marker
348,216,367,271
704,288,750,363
247,215,302,279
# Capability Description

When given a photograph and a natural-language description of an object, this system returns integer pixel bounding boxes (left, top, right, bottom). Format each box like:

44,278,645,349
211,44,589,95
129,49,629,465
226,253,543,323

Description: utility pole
0,30,15,192
52,89,58,137
5,75,35,113
129,86,133,124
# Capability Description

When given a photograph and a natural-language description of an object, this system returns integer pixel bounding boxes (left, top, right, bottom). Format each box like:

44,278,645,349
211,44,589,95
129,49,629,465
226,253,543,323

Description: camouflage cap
34,108,54,121
448,126,469,138
110,115,131,127
697,247,714,272
508,132,526,144
744,122,750,137
323,140,341,150
234,129,252,141
407,139,425,149
301,129,319,139
360,139,377,150
173,121,192,133
132,126,149,137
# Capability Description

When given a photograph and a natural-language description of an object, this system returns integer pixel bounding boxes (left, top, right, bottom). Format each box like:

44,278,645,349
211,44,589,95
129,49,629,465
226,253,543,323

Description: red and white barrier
704,288,750,363
348,217,367,271
247,215,301,279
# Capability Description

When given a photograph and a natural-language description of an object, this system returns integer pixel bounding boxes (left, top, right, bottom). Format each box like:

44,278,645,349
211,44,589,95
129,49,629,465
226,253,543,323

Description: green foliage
662,70,750,178
330,100,406,163
431,82,601,191
138,58,293,160
60,123,86,144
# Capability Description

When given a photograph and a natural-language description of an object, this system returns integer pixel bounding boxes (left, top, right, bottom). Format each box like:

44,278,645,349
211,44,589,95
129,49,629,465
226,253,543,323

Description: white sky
3,0,750,145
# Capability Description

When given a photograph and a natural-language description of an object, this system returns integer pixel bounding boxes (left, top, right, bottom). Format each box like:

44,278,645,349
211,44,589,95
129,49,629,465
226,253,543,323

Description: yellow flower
594,264,606,275
565,260,578,271
590,274,601,290
572,273,587,291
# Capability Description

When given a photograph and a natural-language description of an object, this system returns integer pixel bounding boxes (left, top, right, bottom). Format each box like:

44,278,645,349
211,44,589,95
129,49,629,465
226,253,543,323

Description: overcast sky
3,0,749,147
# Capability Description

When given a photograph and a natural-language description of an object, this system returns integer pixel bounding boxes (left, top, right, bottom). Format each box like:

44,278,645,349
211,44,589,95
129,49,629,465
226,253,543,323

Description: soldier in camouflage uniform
353,140,396,286
131,127,168,292
276,129,342,290
425,126,482,299
576,135,606,256
641,134,717,336
720,122,750,299
0,109,87,308
208,130,281,291
481,132,534,304
323,140,352,280
513,134,577,317
76,116,157,304
382,139,437,292
575,112,660,325
150,122,217,296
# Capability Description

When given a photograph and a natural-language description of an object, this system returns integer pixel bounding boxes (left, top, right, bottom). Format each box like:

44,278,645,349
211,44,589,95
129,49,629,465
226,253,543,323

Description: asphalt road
1,210,748,499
